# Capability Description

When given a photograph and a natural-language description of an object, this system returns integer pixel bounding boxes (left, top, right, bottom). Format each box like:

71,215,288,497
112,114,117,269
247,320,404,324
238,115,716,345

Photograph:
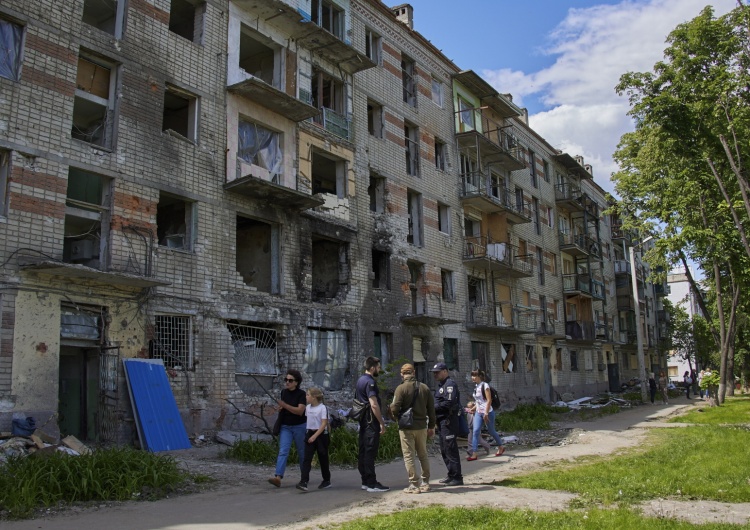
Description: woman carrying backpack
466,370,505,461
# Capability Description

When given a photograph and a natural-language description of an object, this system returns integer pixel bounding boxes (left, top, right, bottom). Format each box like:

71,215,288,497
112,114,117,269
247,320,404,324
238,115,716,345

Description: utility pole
629,244,649,403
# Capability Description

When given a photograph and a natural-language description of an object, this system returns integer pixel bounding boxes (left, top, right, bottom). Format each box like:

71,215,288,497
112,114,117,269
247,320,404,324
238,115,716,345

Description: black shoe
438,477,451,484
318,480,332,489
366,482,390,492
296,481,308,492
444,479,464,486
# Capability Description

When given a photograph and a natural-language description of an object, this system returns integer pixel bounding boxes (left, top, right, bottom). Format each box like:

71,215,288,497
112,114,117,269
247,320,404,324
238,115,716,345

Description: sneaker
268,476,281,488
361,484,368,491
495,447,505,457
443,479,464,486
366,482,390,492
296,481,308,492
403,485,421,494
466,454,477,461
318,480,332,490
438,477,451,484
419,483,431,493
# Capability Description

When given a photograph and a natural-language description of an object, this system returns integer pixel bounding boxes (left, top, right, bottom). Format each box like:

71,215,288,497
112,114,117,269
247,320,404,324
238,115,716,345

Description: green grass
328,506,742,529
668,395,750,425
0,447,188,519
496,403,558,431
496,426,750,505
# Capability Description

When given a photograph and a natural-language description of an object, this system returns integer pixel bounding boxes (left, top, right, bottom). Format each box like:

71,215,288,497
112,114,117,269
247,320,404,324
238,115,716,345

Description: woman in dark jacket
268,369,306,488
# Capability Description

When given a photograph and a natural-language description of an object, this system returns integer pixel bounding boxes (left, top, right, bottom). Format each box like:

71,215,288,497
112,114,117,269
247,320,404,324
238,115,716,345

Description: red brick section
420,131,433,163
385,130,402,147
382,41,400,61
23,66,75,97
387,183,407,215
10,167,67,195
423,197,438,230
383,60,401,79
8,192,65,218
130,0,170,25
384,111,404,129
25,34,77,65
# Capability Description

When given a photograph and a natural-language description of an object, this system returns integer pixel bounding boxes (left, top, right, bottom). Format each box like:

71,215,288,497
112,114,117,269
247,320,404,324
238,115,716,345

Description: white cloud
481,0,736,192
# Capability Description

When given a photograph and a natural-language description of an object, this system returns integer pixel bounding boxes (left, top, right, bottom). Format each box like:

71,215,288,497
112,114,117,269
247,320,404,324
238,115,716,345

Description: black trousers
301,429,330,483
358,417,380,486
438,416,462,480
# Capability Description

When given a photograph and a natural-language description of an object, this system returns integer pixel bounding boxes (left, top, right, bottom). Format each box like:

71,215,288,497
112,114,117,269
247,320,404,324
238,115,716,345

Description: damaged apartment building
0,0,666,445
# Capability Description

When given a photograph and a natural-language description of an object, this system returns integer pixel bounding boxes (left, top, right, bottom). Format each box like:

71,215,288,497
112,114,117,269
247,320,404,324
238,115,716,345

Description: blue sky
401,0,736,193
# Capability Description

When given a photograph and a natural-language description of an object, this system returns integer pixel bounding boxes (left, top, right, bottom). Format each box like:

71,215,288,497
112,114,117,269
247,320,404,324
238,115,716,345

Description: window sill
71,137,114,153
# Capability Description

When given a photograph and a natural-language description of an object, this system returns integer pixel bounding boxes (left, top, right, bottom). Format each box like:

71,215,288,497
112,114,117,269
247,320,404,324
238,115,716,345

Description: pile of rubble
0,431,92,464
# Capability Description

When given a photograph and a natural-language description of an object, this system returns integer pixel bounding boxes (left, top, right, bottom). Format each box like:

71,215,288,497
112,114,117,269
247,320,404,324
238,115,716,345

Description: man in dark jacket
356,356,389,492
431,362,463,486
390,363,436,493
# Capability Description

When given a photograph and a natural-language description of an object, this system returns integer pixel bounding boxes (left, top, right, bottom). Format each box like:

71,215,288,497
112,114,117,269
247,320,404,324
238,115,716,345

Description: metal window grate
151,315,192,368
228,323,277,375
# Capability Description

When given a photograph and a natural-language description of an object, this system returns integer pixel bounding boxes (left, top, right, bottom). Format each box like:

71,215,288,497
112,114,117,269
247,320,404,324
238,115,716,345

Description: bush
0,448,187,519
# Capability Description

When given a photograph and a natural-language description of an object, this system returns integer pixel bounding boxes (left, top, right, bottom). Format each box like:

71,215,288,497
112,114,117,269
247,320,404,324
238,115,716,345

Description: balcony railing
454,107,525,170
467,303,537,332
566,320,596,341
614,260,631,275
563,273,592,295
559,231,599,256
595,323,611,341
459,171,532,221
463,236,534,277
538,316,564,336
312,107,350,141
617,294,636,311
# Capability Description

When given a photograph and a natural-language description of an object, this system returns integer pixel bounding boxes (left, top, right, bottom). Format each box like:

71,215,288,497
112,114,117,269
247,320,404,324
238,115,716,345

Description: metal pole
629,245,648,402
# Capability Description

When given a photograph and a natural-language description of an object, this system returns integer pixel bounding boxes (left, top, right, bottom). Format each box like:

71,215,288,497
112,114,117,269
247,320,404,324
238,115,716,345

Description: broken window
405,122,419,177
431,77,442,107
529,149,538,187
570,350,579,371
365,28,381,64
471,341,489,373
441,269,454,302
501,343,516,373
0,17,23,81
543,160,550,182
367,99,383,138
401,54,416,106
163,85,199,142
525,345,535,372
537,247,545,285
304,328,348,390
368,174,385,213
311,0,344,39
407,190,422,246
311,68,349,139
434,139,446,171
467,276,485,306
438,202,450,234
150,315,192,369
228,322,277,375
311,235,348,301
157,193,194,251
0,150,9,216
371,248,390,290
458,97,474,130
64,167,111,270
374,331,391,367
443,338,458,370
72,53,117,148
237,119,282,180
239,26,279,87
407,260,424,315
169,0,205,43
312,150,346,198
82,0,125,38
236,216,280,294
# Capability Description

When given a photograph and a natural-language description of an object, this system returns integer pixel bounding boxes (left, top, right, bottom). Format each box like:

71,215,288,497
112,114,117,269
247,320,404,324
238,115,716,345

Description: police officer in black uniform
430,362,463,486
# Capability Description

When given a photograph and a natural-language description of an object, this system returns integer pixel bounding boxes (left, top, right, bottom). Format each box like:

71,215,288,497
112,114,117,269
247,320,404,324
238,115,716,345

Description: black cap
430,362,448,372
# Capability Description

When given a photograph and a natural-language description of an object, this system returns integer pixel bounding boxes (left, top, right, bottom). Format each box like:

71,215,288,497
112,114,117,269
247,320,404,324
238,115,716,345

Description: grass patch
328,506,742,529
497,403,576,432
225,423,403,467
0,447,188,519
668,395,750,425
497,426,750,505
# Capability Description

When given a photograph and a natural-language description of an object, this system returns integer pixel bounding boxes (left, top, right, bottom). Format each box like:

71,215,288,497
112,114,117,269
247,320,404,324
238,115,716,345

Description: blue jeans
471,409,503,454
274,423,306,478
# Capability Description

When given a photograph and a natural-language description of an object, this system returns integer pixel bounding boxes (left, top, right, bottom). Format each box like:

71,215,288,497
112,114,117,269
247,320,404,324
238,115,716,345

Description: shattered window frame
237,119,283,179
72,52,118,149
0,16,24,81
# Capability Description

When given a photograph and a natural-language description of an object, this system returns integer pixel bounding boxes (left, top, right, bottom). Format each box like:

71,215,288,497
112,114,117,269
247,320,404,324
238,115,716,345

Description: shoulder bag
398,382,420,429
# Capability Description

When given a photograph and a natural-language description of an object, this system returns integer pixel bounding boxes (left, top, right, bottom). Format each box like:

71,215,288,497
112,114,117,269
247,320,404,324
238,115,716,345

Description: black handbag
272,414,282,436
398,382,419,429
348,398,370,421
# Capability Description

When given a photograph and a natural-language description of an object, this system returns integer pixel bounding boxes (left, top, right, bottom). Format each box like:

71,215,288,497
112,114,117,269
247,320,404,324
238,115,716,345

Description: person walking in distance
658,371,669,404
430,362,463,486
296,387,331,492
356,356,389,492
390,363,436,494
683,370,692,399
648,372,657,405
268,370,306,488
466,370,505,461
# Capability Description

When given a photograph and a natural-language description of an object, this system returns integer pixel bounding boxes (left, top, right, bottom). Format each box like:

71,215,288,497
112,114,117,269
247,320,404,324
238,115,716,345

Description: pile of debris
554,393,632,409
0,431,92,464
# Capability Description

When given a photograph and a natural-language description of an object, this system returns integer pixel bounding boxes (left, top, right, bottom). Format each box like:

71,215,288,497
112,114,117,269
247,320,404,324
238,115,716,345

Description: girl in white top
467,369,505,461
296,387,331,491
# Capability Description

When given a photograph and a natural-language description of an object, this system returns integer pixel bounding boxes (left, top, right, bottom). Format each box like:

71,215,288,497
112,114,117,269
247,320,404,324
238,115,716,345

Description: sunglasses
284,378,296,383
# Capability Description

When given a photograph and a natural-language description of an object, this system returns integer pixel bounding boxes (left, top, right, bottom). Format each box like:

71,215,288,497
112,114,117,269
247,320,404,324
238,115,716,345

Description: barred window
228,323,277,375
150,315,192,368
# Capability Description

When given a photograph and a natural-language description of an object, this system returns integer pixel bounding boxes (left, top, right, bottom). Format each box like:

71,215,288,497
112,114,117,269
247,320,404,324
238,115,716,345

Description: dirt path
4,397,749,529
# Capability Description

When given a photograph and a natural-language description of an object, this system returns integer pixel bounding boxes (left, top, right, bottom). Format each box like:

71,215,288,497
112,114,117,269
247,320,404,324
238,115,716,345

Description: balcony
654,283,670,296
462,237,534,277
454,109,525,171
614,260,631,275
591,278,605,301
459,172,532,223
617,294,636,311
565,320,596,341
554,181,585,211
227,77,319,122
595,323,611,342
232,0,375,74
618,328,637,344
466,303,537,333
20,261,170,289
611,224,635,244
537,316,565,338
224,172,325,210
559,231,598,257
311,106,351,141
552,152,593,179
563,273,594,297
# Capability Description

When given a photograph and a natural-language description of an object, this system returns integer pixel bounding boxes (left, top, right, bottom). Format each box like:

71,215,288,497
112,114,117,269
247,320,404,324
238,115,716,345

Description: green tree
613,4,750,403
